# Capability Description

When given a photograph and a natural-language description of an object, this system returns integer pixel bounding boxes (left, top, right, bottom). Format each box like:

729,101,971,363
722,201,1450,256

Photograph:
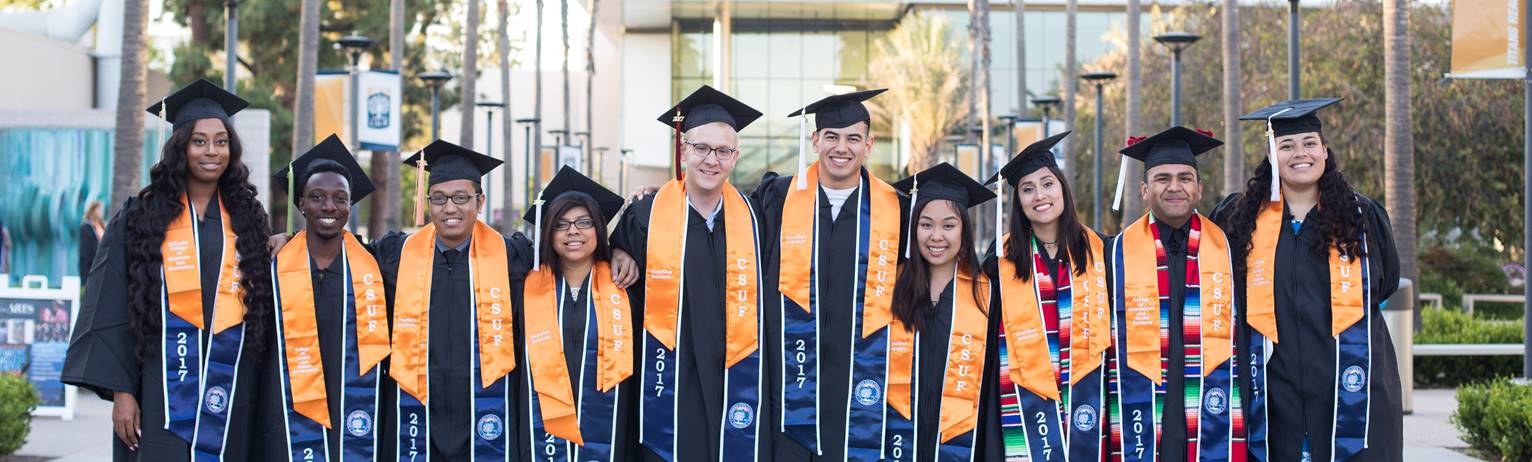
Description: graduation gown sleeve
62,200,140,400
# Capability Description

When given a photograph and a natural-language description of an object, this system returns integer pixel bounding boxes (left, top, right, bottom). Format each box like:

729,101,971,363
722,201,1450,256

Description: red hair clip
1125,135,1146,147
1195,128,1215,138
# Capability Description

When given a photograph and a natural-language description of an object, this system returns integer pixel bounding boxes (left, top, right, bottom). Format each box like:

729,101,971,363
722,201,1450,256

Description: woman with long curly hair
62,79,274,461
1212,98,1402,462
883,163,997,462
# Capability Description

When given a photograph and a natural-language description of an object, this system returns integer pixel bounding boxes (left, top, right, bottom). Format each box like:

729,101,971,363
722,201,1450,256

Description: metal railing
1462,293,1525,316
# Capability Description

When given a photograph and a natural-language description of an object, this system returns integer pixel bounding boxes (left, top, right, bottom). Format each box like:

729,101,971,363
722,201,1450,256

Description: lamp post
594,146,610,183
517,117,541,221
1154,32,1202,127
574,131,592,172
1082,71,1118,229
997,113,1019,156
1032,96,1061,137
337,35,373,231
420,71,452,140
477,100,504,223
224,0,238,91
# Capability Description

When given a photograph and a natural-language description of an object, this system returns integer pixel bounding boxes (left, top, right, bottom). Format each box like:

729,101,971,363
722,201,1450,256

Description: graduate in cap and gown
372,140,533,461
749,89,908,462
608,85,774,461
511,166,641,461
62,79,275,461
1212,99,1402,462
1108,127,1246,462
979,132,1116,462
884,163,997,462
257,134,394,461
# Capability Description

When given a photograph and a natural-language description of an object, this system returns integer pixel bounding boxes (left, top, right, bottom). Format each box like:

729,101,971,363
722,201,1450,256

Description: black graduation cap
274,134,375,206
522,166,625,227
402,139,503,186
655,85,763,132
1240,98,1341,137
893,163,995,258
989,131,1072,186
1118,126,1223,170
787,88,887,131
146,79,250,132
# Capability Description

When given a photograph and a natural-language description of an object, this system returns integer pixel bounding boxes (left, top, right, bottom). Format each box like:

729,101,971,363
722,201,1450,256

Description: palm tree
1221,0,1243,196
535,0,545,185
970,0,992,167
498,0,515,230
586,0,599,179
1121,0,1144,223
461,0,481,148
561,0,572,143
1384,0,1418,296
868,13,968,174
111,0,149,213
1062,0,1077,174
288,0,321,232
1015,0,1026,118
370,0,407,238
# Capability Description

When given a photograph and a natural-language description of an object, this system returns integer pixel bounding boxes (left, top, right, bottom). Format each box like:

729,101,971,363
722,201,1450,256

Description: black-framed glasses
682,141,739,161
554,218,596,231
427,193,480,205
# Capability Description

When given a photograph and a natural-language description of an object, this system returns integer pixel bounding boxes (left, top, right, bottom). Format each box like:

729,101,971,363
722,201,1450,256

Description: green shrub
1454,379,1532,461
0,373,36,456
1419,242,1521,319
1415,308,1524,388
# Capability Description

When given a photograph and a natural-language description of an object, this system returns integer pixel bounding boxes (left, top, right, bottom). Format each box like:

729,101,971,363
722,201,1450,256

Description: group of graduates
61,78,1401,462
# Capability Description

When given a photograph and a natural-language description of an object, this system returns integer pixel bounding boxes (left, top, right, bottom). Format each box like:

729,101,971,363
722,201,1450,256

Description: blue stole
271,250,384,462
524,276,622,462
781,178,890,461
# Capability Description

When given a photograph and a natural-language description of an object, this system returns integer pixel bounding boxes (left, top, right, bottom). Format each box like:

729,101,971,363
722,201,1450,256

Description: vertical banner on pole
313,71,403,151
315,72,348,142
1448,0,1529,79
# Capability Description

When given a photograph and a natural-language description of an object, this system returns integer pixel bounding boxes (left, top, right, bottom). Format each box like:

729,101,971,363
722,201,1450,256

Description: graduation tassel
672,108,685,181
1265,108,1292,202
994,176,1004,260
1111,157,1128,212
413,152,427,226
904,176,918,259
795,104,809,191
532,197,545,270
286,160,296,233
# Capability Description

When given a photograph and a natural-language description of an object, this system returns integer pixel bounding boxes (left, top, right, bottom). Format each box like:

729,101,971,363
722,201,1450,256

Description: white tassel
532,199,544,270
796,104,809,191
1266,108,1292,202
1111,156,1128,212
994,179,1004,258
905,176,918,259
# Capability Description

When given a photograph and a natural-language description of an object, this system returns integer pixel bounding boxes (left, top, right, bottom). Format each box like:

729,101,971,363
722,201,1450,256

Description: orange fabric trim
938,272,990,444
162,194,244,333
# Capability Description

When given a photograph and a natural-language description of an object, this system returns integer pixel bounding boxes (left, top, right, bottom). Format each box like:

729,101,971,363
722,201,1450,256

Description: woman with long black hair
1212,98,1402,462
63,79,274,461
979,132,1113,462
883,163,996,462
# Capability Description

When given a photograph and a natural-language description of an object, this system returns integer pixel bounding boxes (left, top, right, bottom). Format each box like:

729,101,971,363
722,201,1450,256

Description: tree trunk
498,0,516,230
111,0,149,213
461,0,481,148
371,0,407,239
1120,0,1144,226
534,0,545,189
1062,0,1077,174
562,0,571,140
587,0,598,179
286,0,321,232
1015,0,1026,118
1384,0,1418,293
1221,0,1243,197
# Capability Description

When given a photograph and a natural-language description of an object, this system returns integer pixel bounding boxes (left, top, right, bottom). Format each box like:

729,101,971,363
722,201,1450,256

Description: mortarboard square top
787,88,888,131
991,131,1072,186
893,162,996,210
402,139,503,186
1239,97,1342,137
1119,126,1223,170
146,79,250,132
522,166,625,227
275,134,375,205
656,85,763,132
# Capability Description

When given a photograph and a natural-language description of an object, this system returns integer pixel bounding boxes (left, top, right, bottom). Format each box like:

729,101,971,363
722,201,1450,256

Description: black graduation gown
510,272,641,461
1212,194,1403,462
372,230,532,461
610,191,775,462
752,171,887,461
62,198,264,462
903,278,996,461
254,251,398,461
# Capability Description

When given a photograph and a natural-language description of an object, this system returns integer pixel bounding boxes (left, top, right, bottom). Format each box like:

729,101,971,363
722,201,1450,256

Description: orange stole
162,193,244,333
389,222,517,402
522,262,635,444
642,180,760,366
1119,214,1235,384
777,163,901,337
275,231,390,428
998,231,1109,402
1245,197,1366,342
887,272,991,444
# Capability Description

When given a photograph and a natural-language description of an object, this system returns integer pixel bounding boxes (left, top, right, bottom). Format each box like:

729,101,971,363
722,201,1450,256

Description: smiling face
550,206,598,267
916,199,965,268
185,118,232,187
681,122,740,193
1015,167,1065,227
1273,131,1328,187
428,179,483,244
1140,163,1202,225
813,122,873,189
299,171,351,241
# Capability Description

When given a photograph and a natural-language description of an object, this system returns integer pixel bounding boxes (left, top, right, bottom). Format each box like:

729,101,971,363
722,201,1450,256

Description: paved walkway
1,387,1490,461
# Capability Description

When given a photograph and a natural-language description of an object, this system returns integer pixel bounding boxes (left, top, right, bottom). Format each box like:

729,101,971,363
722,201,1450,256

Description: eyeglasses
555,218,596,231
683,141,739,161
427,193,480,205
